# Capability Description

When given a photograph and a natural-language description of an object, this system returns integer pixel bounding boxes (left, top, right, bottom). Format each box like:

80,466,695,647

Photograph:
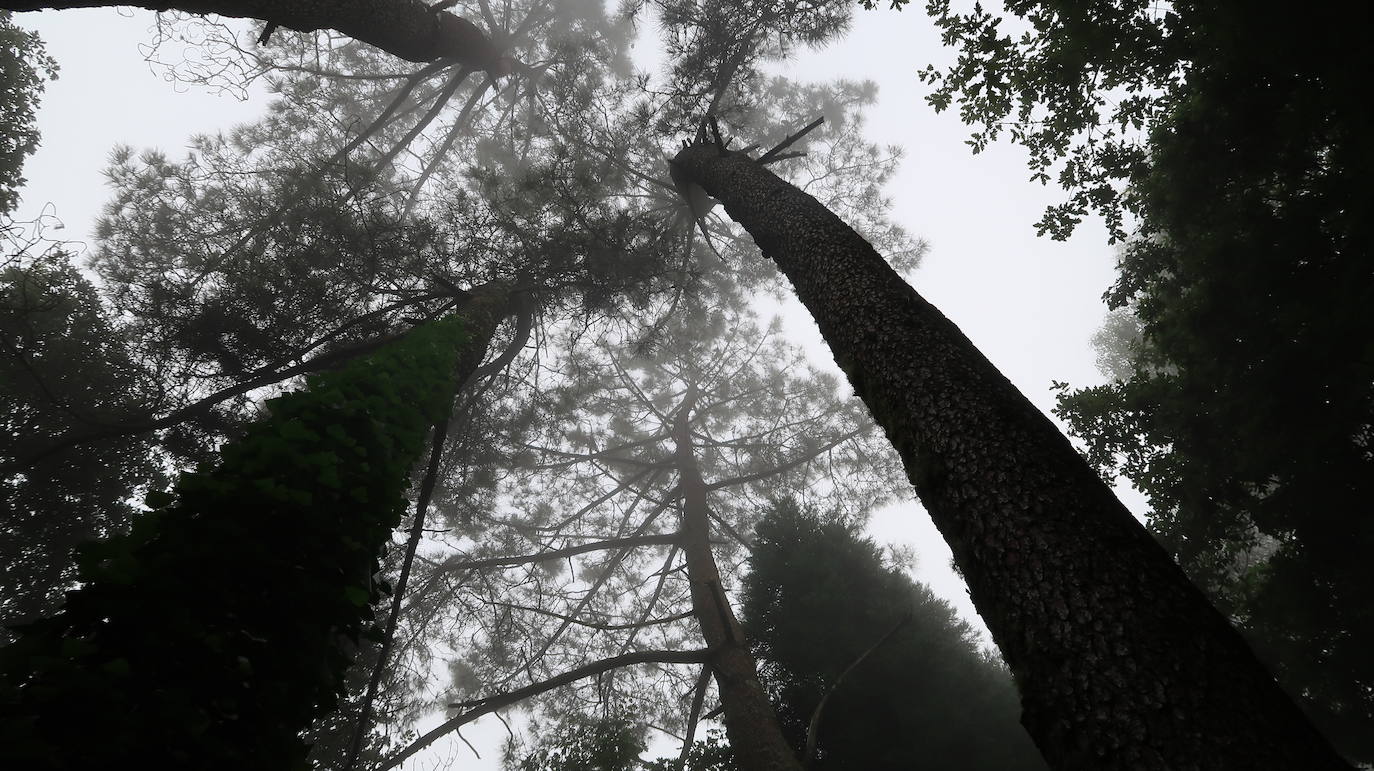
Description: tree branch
802,612,911,768
757,116,824,165
436,532,681,574
400,77,492,217
379,648,714,770
343,409,454,771
4,328,410,473
705,428,862,491
677,663,712,771
1,0,504,65
478,600,694,632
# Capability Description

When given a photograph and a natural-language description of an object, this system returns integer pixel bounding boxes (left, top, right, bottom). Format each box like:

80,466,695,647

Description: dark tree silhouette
744,499,1046,771
0,251,163,636
0,301,501,769
897,1,1374,757
0,10,56,216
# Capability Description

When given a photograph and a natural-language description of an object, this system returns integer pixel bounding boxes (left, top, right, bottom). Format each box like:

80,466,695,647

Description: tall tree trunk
672,385,803,771
1,0,505,66
669,140,1353,770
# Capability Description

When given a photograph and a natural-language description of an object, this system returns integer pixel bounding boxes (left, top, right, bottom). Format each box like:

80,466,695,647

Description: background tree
0,10,56,216
509,710,648,771
375,293,906,770
0,248,162,636
744,498,1045,771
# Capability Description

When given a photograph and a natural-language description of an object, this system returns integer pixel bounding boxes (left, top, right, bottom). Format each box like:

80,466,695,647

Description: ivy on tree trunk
0,291,506,770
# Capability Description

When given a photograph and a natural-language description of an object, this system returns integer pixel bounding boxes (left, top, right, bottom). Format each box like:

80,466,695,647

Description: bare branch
619,545,681,654
436,532,681,574
705,428,863,491
379,648,714,770
479,600,695,632
344,406,455,771
677,664,712,771
347,68,471,200
503,501,674,686
400,77,494,217
326,60,451,166
2,0,503,65
757,115,824,165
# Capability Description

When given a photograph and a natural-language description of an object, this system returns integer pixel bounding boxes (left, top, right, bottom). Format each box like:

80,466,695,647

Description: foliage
896,0,1373,759
3,2,923,765
0,313,468,769
0,249,161,637
411,294,900,742
906,0,1182,240
0,11,57,217
645,728,736,771
742,499,1046,771
510,711,648,771
905,1,1371,241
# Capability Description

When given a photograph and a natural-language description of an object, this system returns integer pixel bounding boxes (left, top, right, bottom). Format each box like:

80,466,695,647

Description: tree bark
0,0,505,66
669,140,1354,770
672,384,803,771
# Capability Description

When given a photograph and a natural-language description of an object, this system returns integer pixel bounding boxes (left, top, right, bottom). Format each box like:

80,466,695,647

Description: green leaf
343,586,371,607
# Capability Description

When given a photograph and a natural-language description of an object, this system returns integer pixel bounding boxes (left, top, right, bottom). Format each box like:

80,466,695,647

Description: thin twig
802,612,912,768
343,403,457,770
757,116,824,165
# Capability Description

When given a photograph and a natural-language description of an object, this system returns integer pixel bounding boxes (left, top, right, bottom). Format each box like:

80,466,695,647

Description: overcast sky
12,5,1142,767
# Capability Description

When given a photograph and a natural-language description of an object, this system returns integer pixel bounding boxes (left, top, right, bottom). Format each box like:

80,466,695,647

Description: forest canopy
0,1,1367,769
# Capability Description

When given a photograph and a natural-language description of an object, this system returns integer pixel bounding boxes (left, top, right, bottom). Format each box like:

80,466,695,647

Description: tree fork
669,131,1353,770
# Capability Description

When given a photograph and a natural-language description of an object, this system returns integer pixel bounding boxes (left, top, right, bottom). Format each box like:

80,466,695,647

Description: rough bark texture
673,386,803,771
669,140,1353,770
1,0,504,65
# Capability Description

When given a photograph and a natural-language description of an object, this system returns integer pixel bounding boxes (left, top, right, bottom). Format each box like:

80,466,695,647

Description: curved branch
802,612,911,768
468,293,534,384
379,648,715,771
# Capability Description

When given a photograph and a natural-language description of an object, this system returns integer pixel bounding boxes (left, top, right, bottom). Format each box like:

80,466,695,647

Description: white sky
12,5,1144,768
